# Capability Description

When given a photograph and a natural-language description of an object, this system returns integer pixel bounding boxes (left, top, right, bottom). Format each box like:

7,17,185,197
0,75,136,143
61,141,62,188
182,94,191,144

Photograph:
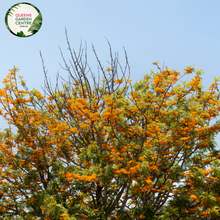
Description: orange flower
60,213,68,217
190,194,198,201
200,211,210,218
170,100,177,104
106,67,112,71
184,68,193,74
202,169,212,176
103,97,112,102
160,110,168,115
171,111,178,116
153,76,160,85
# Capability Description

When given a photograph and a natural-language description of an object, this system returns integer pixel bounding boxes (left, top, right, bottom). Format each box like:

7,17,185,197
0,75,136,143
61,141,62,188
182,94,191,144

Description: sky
1,0,220,147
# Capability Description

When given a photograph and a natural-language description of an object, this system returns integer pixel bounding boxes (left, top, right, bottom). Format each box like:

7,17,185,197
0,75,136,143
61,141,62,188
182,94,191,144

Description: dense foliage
1,38,220,219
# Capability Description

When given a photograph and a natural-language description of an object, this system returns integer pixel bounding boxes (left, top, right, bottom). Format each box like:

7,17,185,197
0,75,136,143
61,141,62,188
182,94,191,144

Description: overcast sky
1,0,220,147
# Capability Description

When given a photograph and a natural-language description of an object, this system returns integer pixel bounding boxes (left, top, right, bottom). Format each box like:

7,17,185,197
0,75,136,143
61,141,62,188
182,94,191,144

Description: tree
1,31,220,219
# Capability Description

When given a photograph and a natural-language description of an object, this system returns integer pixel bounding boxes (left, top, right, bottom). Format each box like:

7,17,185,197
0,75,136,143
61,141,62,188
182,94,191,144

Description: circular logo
5,2,42,37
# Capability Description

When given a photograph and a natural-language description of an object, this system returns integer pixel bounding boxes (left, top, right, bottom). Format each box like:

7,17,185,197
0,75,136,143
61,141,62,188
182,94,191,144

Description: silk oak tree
1,31,220,219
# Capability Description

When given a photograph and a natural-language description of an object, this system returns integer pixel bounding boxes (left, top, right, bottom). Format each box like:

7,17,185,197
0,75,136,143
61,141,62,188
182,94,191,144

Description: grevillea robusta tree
1,30,220,219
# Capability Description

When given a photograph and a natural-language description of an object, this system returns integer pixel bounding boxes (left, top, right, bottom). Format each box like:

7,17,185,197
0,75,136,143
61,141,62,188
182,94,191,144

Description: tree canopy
1,35,220,219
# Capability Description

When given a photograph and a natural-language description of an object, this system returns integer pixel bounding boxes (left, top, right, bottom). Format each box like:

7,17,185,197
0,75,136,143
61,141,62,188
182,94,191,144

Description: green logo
5,2,42,37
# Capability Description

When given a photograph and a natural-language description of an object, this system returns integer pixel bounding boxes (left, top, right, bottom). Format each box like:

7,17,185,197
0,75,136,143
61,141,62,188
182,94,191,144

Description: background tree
1,31,220,219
